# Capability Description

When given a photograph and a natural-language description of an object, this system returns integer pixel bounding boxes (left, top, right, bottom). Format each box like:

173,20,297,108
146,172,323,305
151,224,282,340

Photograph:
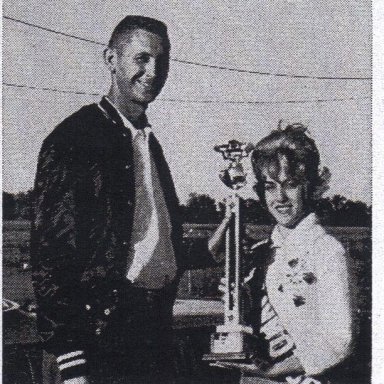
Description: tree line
3,190,371,227
3,191,34,221
180,192,371,227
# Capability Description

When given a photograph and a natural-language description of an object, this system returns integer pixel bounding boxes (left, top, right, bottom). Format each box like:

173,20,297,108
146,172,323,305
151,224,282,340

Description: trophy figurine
204,140,255,362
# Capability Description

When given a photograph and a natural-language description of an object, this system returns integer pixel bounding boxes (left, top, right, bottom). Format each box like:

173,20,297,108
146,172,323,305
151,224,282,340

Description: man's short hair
108,15,170,51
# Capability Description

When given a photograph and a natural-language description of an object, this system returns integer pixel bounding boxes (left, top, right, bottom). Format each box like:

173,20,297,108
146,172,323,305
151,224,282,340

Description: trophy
204,140,255,362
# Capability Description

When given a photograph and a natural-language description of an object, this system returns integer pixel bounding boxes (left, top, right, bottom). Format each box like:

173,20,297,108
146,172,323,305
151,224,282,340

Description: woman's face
262,166,307,228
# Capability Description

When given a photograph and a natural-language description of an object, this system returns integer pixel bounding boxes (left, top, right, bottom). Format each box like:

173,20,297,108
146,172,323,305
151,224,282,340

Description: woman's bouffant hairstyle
108,15,170,53
251,122,330,207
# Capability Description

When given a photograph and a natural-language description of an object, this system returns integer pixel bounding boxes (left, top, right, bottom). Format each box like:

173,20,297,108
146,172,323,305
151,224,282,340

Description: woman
209,124,353,384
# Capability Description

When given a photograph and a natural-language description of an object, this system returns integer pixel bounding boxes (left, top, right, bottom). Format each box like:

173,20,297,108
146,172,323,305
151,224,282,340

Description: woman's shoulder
314,225,345,250
312,224,347,264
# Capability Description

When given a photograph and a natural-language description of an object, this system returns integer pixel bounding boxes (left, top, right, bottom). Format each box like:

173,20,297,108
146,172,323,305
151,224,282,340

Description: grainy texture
3,2,371,383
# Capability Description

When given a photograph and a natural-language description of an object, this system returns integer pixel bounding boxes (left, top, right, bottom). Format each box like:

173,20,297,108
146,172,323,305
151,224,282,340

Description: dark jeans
43,284,177,384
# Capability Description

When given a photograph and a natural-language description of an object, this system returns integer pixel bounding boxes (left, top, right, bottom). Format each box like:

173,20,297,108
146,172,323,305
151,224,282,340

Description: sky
2,0,371,204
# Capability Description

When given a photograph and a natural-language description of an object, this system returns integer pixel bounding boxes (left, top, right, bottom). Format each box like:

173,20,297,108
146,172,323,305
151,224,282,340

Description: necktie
127,129,177,287
131,129,153,243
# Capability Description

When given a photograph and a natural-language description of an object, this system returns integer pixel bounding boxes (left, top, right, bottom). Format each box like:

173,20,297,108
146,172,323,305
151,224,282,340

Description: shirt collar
115,107,152,139
270,212,319,249
99,96,152,139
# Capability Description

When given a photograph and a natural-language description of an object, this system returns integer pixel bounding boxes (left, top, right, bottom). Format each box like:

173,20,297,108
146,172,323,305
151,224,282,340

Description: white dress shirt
100,100,177,289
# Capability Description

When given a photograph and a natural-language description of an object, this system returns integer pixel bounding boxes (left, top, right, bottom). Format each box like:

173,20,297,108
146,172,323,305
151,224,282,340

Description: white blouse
265,213,353,376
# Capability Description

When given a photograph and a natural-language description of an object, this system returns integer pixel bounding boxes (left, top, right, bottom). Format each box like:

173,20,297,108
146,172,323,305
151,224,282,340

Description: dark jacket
30,97,213,360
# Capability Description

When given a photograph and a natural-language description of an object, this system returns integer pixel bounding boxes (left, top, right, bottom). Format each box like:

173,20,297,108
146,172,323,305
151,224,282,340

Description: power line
3,15,105,46
4,15,372,81
170,58,372,81
3,82,101,96
160,96,370,105
3,82,370,104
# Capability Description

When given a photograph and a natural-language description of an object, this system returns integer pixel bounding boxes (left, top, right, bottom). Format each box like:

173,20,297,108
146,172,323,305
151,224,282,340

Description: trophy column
204,140,255,362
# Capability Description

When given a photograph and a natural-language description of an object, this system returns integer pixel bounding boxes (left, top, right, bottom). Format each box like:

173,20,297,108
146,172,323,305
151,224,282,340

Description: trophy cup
204,140,255,362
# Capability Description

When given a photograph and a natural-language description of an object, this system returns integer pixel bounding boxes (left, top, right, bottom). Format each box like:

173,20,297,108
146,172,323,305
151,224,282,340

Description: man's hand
64,376,89,384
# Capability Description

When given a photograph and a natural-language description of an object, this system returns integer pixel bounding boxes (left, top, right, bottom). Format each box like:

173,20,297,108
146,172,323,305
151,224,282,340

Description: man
31,16,213,384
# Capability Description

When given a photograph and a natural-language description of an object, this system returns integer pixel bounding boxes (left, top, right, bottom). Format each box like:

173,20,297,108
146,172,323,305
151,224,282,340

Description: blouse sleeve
289,235,353,375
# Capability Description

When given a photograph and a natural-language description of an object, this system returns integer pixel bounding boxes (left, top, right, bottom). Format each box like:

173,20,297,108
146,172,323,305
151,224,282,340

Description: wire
3,82,101,96
160,96,370,104
4,15,372,81
3,15,105,46
3,82,370,104
170,58,372,81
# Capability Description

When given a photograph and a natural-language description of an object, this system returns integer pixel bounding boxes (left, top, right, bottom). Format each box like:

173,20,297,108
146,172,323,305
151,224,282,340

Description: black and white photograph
2,1,375,383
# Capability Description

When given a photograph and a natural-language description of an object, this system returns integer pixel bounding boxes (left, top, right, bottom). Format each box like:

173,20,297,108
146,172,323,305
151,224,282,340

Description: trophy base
203,352,250,362
203,326,256,362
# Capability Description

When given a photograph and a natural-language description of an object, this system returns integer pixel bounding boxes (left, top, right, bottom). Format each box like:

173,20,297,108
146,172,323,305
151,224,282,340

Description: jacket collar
99,96,151,135
99,96,125,128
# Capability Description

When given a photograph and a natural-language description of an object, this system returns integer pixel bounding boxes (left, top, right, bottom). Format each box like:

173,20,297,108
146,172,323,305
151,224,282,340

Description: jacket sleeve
181,235,224,270
285,236,353,376
31,138,88,380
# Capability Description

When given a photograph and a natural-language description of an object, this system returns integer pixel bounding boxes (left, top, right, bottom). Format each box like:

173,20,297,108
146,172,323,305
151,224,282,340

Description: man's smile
136,79,154,89
275,204,293,214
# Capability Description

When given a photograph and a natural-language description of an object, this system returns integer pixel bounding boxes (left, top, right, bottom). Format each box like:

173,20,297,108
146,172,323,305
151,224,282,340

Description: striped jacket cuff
56,350,87,381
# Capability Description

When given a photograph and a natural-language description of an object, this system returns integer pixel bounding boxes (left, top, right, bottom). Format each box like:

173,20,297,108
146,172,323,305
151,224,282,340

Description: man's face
262,167,306,228
112,28,169,105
